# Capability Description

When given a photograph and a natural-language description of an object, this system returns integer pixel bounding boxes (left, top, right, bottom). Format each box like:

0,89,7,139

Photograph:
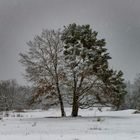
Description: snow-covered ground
0,108,140,140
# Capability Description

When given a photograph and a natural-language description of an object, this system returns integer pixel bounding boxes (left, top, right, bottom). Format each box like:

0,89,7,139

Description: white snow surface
0,108,140,140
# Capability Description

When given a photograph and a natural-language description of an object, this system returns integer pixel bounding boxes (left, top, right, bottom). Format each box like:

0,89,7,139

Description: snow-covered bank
0,108,140,140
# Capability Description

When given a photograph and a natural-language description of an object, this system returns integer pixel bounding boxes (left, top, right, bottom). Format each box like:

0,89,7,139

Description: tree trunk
58,93,66,117
71,71,79,117
56,82,66,117
71,93,79,117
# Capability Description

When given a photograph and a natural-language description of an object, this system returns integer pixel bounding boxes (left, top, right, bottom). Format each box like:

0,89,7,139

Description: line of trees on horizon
121,74,140,110
0,79,33,111
0,75,140,114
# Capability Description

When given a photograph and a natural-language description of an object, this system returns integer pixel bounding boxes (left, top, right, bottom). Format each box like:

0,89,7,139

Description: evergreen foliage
61,23,126,116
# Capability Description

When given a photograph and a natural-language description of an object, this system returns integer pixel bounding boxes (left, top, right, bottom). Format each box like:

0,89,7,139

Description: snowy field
0,108,140,140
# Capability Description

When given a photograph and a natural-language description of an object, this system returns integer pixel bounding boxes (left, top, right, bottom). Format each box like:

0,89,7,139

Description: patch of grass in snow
132,110,140,114
89,127,102,131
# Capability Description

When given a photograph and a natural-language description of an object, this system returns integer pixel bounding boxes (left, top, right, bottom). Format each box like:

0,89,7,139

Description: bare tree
19,29,66,117
0,80,17,111
122,74,140,110
0,80,33,112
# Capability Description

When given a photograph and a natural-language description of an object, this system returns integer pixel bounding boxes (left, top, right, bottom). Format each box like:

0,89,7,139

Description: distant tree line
121,74,140,110
0,79,34,111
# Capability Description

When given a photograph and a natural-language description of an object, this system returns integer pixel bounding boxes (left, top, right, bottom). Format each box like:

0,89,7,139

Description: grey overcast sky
0,0,140,84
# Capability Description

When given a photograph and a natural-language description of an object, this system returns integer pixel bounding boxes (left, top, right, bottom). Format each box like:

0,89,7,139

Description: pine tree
61,23,114,116
99,69,127,110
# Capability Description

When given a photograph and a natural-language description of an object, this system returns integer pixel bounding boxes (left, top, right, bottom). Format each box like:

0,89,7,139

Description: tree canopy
20,23,127,117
